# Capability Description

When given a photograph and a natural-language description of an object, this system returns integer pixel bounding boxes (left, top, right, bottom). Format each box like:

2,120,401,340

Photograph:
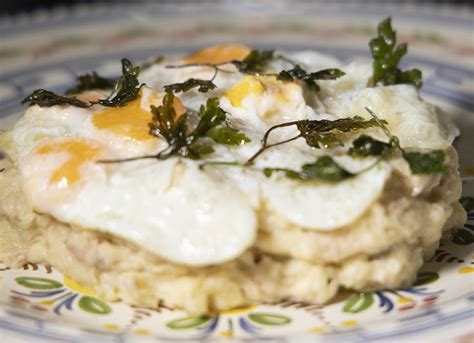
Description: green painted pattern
248,312,291,326
15,277,63,290
78,296,112,315
166,315,212,330
343,293,374,313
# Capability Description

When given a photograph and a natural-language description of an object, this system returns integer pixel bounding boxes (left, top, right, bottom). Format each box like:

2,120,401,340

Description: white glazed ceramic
0,2,473,342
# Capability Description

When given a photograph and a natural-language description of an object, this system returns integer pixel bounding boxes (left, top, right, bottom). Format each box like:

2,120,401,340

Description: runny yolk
225,76,291,109
92,95,186,141
182,44,251,64
92,97,154,141
225,76,265,108
36,140,102,186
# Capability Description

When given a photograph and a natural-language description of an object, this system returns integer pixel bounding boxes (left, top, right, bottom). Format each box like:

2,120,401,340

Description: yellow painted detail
40,300,54,306
133,329,150,336
36,139,102,186
339,320,358,327
309,326,327,334
458,266,474,274
220,305,257,315
226,76,265,108
397,297,414,304
103,323,120,331
64,276,97,296
183,44,251,64
219,330,233,337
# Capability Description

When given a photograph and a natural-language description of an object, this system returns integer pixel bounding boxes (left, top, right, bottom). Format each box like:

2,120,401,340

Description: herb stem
97,155,158,164
246,131,301,165
365,107,402,151
276,55,297,67
165,63,235,74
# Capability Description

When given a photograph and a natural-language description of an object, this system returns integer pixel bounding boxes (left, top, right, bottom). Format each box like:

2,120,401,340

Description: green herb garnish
370,17,422,88
21,89,90,108
231,49,275,74
364,107,448,175
66,72,115,95
21,58,143,108
349,135,395,158
164,78,217,93
277,66,345,91
150,92,249,158
264,155,353,181
403,151,448,175
165,49,343,93
98,58,144,107
297,116,383,148
148,90,188,152
247,116,384,164
102,91,249,163
207,126,251,145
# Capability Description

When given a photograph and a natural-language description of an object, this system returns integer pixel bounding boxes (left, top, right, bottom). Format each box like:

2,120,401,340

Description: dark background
1,0,473,16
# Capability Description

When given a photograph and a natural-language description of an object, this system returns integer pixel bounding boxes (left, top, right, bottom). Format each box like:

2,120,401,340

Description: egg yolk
92,94,186,141
226,76,265,107
225,76,291,109
36,139,102,186
182,44,251,64
92,97,154,141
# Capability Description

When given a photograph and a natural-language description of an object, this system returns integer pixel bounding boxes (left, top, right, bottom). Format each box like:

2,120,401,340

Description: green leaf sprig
66,72,115,95
21,89,90,108
101,90,250,163
361,108,448,175
165,49,344,93
22,58,143,108
231,49,275,74
403,151,448,176
264,155,353,182
164,78,217,93
98,58,144,107
370,17,422,88
149,91,250,158
246,116,384,165
277,66,345,91
348,135,395,158
207,126,251,145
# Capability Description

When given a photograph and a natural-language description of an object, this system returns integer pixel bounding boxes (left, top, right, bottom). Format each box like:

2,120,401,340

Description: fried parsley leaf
164,78,217,93
403,151,448,175
264,156,353,181
277,65,345,91
370,17,422,88
190,98,227,143
98,58,144,107
21,89,90,108
296,116,385,148
149,90,187,145
232,49,274,73
148,92,246,159
66,72,115,95
349,135,395,158
207,126,250,145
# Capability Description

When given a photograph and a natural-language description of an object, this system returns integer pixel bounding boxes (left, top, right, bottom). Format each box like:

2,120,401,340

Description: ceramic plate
0,2,473,342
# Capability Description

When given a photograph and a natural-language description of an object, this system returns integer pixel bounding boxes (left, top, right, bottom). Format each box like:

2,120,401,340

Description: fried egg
10,47,458,267
14,87,256,266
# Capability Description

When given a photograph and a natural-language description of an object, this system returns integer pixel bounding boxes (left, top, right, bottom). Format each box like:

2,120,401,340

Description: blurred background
1,0,473,15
